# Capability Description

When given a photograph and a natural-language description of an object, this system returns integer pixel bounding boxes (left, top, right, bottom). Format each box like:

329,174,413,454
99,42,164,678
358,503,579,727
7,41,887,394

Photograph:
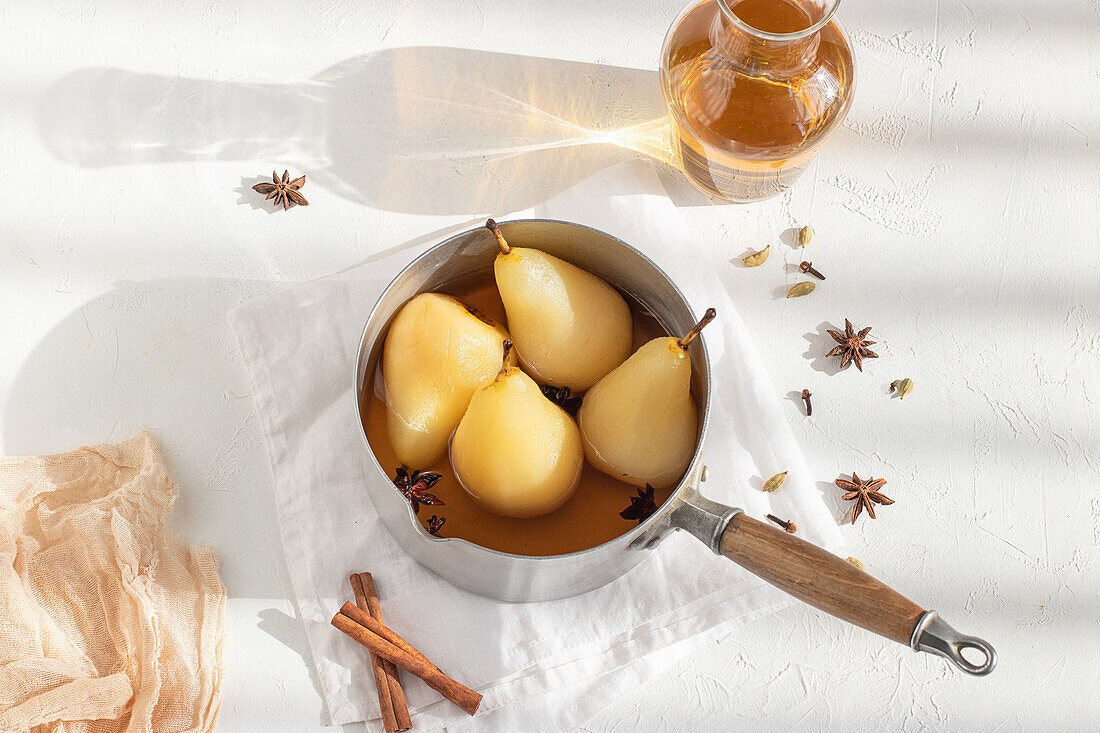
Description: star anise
392,467,444,514
826,319,879,371
252,169,309,211
620,485,658,524
835,473,894,524
426,515,446,537
539,384,582,416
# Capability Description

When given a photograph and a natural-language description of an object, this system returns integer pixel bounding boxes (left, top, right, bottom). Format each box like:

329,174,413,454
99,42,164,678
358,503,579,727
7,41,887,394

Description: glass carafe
660,0,854,202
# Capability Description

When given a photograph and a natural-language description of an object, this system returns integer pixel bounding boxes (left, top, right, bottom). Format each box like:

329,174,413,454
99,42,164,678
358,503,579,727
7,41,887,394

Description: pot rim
354,218,713,562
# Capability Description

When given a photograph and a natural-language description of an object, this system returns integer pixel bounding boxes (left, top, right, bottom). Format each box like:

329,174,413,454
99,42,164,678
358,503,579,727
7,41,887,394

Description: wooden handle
720,513,925,644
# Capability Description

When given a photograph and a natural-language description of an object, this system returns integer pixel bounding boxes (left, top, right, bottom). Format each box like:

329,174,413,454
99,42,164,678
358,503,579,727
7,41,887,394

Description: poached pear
382,292,510,468
578,308,715,489
487,219,632,392
450,350,584,518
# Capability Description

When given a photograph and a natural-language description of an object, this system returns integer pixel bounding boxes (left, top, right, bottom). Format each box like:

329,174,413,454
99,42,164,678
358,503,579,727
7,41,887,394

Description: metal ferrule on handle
669,486,743,554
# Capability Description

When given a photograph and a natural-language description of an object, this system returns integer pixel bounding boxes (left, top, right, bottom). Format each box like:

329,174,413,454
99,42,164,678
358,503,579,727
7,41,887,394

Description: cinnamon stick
350,575,406,733
355,573,412,732
332,602,482,716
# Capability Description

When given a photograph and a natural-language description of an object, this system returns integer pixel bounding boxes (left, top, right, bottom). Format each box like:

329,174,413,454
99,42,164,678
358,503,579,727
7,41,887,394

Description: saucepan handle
667,487,995,675
719,512,997,676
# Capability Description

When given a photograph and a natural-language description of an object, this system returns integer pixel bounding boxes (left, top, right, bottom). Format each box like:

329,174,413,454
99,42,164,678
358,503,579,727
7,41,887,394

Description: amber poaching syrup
361,269,691,556
661,0,854,201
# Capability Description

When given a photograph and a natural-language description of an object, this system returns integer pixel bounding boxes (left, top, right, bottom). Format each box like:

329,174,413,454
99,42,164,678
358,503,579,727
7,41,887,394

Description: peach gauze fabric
0,432,226,733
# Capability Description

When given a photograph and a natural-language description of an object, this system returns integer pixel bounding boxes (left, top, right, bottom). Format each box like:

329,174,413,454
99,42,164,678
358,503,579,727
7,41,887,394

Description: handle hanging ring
911,611,997,676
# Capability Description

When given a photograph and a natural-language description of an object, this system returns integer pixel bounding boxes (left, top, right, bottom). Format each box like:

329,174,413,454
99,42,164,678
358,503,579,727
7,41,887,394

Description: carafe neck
712,1,825,77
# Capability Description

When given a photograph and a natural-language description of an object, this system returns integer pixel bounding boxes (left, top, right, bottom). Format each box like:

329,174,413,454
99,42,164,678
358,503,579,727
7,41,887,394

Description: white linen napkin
230,160,842,731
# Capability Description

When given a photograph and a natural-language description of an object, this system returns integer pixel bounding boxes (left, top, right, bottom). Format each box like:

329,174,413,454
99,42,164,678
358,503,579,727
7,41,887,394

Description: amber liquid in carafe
360,270,683,556
662,0,854,201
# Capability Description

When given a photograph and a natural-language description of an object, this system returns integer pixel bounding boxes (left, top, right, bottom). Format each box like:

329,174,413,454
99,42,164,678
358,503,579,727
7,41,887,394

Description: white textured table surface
3,1,1097,731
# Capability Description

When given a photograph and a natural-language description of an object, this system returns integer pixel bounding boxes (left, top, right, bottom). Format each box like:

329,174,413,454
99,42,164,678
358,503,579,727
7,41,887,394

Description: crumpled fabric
0,431,226,733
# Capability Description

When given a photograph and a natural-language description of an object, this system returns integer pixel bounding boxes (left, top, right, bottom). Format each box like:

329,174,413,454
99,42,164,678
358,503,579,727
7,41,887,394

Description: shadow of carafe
39,48,683,214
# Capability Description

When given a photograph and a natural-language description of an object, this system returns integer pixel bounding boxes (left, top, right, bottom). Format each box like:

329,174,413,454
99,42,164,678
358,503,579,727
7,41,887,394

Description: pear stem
502,339,513,365
678,308,717,350
485,218,511,255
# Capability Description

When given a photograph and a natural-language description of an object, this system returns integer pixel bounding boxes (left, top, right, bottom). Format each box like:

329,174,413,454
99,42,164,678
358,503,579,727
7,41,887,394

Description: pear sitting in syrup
450,343,584,519
382,292,511,468
486,219,633,392
579,308,715,489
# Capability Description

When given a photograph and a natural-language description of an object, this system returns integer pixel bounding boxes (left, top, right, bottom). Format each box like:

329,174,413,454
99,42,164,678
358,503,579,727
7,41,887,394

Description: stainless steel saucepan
354,219,996,676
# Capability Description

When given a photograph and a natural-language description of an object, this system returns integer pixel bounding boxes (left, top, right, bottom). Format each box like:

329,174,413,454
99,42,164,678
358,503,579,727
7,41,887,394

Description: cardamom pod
897,377,914,399
762,471,788,493
742,245,770,267
786,282,816,298
798,225,813,247
846,556,865,570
